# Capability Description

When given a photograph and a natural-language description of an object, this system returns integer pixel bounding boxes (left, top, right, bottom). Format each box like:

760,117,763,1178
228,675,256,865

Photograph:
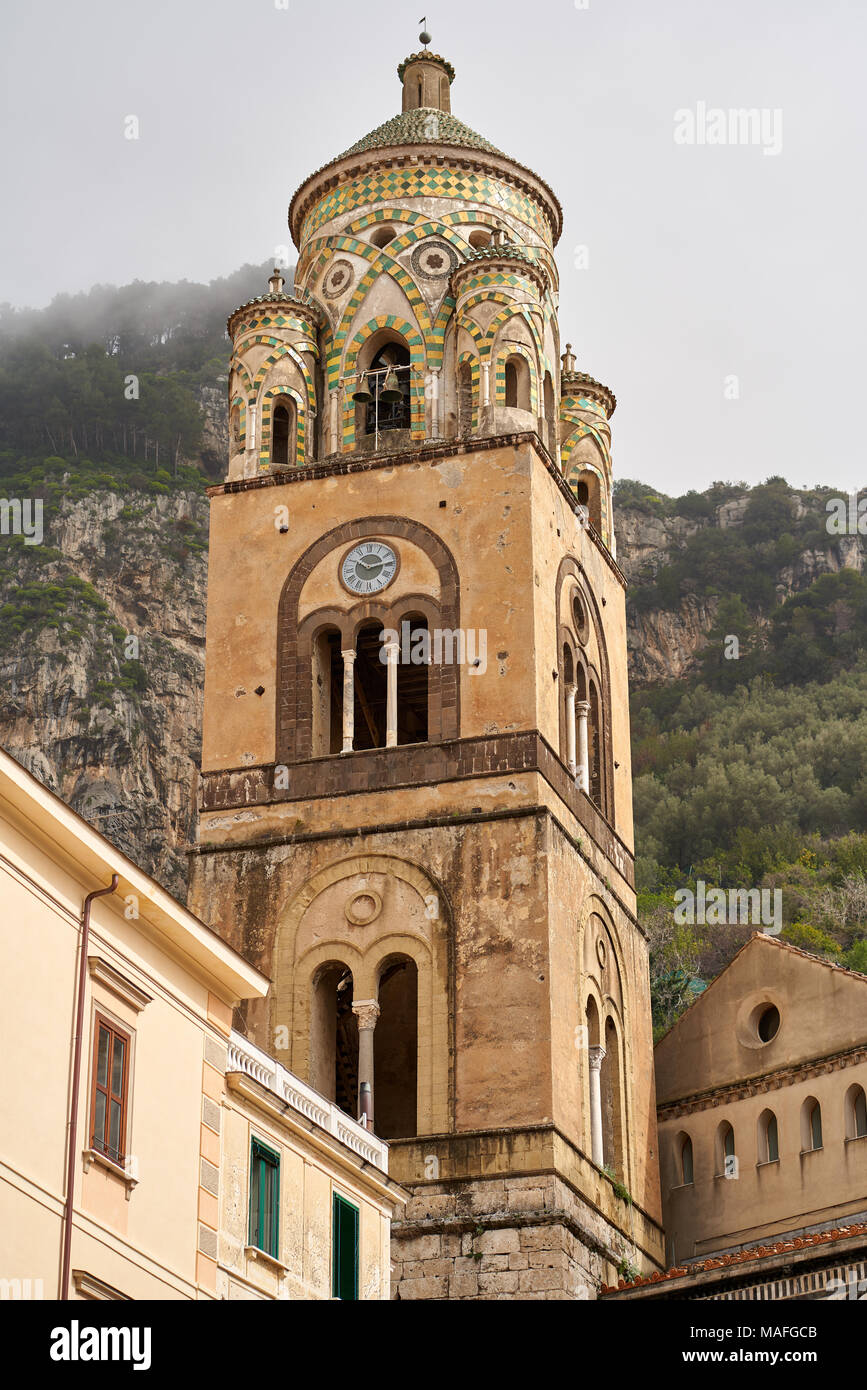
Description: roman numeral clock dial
340,541,398,595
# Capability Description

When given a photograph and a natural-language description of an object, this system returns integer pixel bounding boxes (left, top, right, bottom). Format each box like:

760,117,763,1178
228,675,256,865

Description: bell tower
188,33,663,1298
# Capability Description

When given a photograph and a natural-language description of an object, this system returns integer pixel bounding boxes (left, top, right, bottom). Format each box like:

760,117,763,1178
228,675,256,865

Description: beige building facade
188,40,664,1298
654,935,867,1268
0,748,402,1301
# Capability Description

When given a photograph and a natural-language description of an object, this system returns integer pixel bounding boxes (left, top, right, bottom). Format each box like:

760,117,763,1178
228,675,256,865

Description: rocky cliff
0,463,863,901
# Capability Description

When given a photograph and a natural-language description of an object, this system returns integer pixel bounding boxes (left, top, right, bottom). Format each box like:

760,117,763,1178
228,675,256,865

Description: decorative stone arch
339,316,426,448
229,395,246,452
269,852,453,1136
252,341,316,413
331,266,432,382
299,591,446,752
456,350,479,436
556,557,615,824
494,341,538,413
259,385,305,468
276,514,460,760
578,897,632,1182
483,303,545,362
229,358,254,398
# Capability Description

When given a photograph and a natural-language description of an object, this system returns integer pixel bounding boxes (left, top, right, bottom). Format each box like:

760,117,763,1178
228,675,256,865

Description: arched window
574,470,602,532
602,1015,624,1177
589,679,602,809
352,622,388,749
271,401,293,466
312,627,343,755
758,1108,779,1163
845,1083,867,1140
504,353,531,411
395,613,429,745
679,1133,694,1186
310,963,357,1117
543,370,555,455
370,225,397,248
457,360,474,439
801,1097,823,1151
373,956,418,1139
230,403,242,450
362,343,411,435
716,1120,736,1176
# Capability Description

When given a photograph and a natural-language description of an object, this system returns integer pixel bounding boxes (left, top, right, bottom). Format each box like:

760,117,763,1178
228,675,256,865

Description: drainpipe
60,874,119,1300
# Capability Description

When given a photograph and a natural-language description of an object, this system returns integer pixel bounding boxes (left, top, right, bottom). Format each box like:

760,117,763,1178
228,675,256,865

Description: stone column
329,389,339,454
588,1044,606,1167
352,999,380,1126
246,403,258,477
576,699,590,794
385,638,399,748
565,684,577,775
481,361,491,407
341,649,356,754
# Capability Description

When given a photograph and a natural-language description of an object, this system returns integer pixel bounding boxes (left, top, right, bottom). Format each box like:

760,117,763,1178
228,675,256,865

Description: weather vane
419,17,432,47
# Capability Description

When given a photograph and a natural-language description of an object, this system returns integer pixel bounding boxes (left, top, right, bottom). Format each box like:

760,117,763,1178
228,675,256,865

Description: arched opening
271,401,294,467
468,229,492,249
574,470,602,532
360,342,411,436
757,1004,780,1042
440,75,448,108
602,1015,624,1176
373,956,418,1139
457,360,474,438
543,370,555,454
370,225,397,249
716,1120,736,1176
395,613,429,745
312,626,343,756
504,353,531,411
352,622,388,750
845,1083,867,1140
758,1108,779,1163
589,679,603,809
310,963,357,1117
801,1097,823,1152
230,403,242,450
678,1133,694,1186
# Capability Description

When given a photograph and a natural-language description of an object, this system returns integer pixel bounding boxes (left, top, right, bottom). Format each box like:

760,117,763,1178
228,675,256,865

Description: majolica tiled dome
338,109,504,161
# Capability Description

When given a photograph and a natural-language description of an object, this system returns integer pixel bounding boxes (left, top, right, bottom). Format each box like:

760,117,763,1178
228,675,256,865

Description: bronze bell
351,373,373,403
379,368,403,403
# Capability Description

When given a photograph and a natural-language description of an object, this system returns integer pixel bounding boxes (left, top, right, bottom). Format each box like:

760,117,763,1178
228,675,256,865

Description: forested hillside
0,268,864,1026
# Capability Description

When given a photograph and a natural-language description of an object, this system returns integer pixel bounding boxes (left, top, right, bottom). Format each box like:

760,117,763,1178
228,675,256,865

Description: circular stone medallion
411,239,458,280
345,890,383,926
322,259,354,299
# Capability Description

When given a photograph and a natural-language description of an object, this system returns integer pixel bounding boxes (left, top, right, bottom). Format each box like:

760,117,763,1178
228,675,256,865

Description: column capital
575,699,591,717
352,999,380,1030
341,647,356,662
588,1044,606,1070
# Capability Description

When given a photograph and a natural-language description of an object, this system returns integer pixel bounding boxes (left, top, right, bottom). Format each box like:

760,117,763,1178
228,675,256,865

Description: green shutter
249,1139,280,1258
332,1193,359,1300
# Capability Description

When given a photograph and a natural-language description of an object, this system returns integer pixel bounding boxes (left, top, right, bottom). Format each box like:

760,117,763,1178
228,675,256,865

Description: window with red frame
89,1015,129,1166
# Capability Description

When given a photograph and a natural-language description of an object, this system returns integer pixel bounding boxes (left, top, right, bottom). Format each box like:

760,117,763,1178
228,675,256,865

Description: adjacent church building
186,38,665,1297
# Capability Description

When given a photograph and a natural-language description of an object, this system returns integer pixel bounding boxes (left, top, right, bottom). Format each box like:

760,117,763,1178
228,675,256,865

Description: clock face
340,541,398,595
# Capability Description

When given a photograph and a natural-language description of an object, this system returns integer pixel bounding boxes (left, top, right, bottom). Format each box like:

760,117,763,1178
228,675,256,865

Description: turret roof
337,108,504,160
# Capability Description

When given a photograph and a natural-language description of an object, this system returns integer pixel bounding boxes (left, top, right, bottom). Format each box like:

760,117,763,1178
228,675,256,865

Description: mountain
0,270,864,1016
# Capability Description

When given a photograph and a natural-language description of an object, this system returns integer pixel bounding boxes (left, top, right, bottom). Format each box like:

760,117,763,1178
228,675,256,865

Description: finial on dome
419,17,432,47
268,267,285,295
398,44,454,114
561,343,576,375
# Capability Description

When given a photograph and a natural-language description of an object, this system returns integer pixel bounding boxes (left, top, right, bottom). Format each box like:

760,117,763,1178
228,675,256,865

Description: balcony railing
226,1030,388,1172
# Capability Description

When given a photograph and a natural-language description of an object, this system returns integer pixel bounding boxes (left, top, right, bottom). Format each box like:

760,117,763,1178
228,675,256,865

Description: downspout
59,874,119,1300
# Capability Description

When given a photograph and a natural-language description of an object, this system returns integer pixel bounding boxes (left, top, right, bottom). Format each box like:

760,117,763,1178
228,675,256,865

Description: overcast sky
2,0,864,495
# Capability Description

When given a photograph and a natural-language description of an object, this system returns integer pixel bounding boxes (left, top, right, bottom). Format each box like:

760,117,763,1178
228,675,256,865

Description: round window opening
757,1004,780,1042
572,592,589,644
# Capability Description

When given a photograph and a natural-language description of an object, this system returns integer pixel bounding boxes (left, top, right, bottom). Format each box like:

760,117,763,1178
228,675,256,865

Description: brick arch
556,557,615,826
276,516,461,760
